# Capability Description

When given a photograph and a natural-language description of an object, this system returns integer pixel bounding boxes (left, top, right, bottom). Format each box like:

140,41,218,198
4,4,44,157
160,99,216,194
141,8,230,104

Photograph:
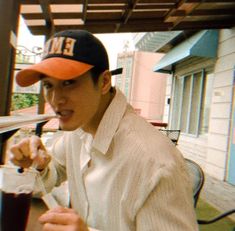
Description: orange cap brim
16,57,94,87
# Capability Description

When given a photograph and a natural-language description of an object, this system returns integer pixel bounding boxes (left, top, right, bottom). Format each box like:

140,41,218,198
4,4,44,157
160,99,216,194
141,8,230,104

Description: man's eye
42,82,52,89
63,80,76,86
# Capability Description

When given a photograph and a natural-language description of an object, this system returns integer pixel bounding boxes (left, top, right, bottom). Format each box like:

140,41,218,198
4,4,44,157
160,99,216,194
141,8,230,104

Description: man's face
42,71,102,131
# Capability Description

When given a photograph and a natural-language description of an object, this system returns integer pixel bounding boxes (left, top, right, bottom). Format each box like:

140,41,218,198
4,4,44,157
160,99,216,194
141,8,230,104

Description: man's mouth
56,110,73,119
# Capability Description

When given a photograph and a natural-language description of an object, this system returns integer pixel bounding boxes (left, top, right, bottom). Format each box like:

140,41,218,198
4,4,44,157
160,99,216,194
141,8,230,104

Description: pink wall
129,51,169,121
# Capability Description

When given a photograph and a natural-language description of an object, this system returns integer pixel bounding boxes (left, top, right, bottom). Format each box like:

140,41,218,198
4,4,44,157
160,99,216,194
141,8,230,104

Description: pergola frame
20,0,235,34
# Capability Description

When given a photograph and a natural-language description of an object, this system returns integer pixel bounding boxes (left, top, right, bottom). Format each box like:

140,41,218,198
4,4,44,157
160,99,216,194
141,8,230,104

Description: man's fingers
30,135,43,158
10,156,33,168
42,223,65,231
39,212,76,225
9,136,49,169
9,146,24,160
10,158,22,167
8,135,51,170
19,142,30,157
39,207,89,231
10,138,35,160
46,206,74,213
33,149,51,170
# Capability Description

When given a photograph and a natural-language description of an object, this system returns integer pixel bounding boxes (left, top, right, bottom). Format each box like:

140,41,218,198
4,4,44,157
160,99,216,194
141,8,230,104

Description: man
10,30,199,231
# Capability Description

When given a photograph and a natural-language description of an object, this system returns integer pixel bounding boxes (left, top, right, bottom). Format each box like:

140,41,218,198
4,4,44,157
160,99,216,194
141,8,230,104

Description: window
199,73,214,134
115,56,133,101
171,70,213,135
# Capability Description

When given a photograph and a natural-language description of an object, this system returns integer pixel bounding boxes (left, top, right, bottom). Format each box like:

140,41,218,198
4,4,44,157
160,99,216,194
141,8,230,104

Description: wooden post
0,0,21,163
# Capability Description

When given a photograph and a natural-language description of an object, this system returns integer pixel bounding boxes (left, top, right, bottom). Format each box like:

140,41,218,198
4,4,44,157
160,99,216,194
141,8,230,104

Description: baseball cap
16,30,118,87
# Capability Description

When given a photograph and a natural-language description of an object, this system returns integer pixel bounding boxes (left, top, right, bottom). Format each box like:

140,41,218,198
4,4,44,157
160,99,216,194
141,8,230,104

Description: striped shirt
42,88,199,231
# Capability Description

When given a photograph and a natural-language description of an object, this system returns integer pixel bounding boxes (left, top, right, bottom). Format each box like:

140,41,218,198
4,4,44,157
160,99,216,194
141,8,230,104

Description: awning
153,30,219,74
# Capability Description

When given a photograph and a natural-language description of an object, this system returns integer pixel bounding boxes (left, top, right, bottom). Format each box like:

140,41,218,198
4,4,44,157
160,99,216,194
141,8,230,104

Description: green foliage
11,93,39,111
196,199,235,231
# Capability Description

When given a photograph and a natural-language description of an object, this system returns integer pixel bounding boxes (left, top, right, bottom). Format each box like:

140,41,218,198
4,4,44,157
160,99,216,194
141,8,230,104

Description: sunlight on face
42,71,102,132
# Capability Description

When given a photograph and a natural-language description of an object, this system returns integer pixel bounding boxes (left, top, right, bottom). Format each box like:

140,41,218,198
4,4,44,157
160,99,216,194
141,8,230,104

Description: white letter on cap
49,37,65,54
63,38,76,56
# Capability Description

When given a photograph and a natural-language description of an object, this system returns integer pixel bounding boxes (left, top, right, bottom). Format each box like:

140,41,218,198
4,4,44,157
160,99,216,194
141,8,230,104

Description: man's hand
39,206,89,231
9,135,51,170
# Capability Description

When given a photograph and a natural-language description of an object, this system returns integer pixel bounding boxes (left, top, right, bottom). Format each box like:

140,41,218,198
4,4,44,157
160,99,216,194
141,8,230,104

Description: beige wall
165,28,235,181
163,76,173,123
206,28,235,180
170,58,214,169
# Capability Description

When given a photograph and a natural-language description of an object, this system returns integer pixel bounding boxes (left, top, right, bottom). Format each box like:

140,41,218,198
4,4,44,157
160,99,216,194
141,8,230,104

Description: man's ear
100,70,112,94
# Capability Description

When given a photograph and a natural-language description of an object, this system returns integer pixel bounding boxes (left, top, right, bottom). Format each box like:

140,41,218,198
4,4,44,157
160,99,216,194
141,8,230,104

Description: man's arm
39,133,67,193
136,164,199,231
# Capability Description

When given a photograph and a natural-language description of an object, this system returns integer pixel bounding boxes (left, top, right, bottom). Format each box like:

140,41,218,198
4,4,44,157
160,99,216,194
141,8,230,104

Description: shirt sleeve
136,163,199,231
40,133,67,193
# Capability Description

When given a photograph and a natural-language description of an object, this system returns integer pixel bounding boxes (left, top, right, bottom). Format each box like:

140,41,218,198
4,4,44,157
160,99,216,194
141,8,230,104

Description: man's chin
59,124,79,131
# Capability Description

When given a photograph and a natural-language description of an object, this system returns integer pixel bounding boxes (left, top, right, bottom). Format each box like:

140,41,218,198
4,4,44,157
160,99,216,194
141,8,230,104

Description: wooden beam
86,18,167,25
0,0,20,116
132,0,177,3
87,5,124,10
20,8,179,21
22,12,83,20
21,0,128,4
164,0,186,20
172,8,235,17
175,18,235,29
190,9,235,16
187,0,235,2
122,0,140,24
39,0,54,36
28,20,173,35
135,4,175,10
0,0,21,163
115,0,140,32
27,14,235,35
82,0,88,23
164,1,201,29
21,0,235,4
22,11,168,21
20,0,235,35
22,12,123,23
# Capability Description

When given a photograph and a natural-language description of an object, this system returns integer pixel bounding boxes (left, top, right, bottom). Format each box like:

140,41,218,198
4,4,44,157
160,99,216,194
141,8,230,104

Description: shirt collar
75,128,93,172
92,88,127,155
75,128,93,153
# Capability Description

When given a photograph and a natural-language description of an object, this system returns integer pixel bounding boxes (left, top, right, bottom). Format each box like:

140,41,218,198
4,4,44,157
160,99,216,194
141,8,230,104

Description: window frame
171,69,205,136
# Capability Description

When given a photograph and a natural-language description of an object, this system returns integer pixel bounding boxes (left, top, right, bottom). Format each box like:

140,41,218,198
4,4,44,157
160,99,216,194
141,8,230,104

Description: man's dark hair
90,67,114,93
90,67,104,85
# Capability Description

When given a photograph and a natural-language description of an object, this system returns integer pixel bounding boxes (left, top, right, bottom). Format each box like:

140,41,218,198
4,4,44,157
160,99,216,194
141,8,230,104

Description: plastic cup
0,165,37,231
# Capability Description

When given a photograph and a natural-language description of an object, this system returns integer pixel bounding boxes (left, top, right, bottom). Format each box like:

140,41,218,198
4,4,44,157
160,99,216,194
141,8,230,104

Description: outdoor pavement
200,174,235,221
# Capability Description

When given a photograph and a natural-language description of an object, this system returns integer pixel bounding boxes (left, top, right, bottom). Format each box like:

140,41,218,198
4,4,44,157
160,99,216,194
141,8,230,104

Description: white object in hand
42,193,59,209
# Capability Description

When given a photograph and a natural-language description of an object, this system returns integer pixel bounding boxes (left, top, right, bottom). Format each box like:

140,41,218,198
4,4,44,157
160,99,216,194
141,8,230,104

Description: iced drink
0,166,37,231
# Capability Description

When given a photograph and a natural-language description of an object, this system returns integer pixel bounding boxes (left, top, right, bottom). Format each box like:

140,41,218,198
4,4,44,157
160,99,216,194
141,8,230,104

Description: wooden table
27,198,48,231
0,114,56,163
0,114,56,134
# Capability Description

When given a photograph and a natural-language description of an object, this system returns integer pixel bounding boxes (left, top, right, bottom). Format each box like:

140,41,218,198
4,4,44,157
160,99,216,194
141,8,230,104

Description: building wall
115,51,134,99
166,28,235,181
116,51,169,121
170,57,214,169
206,28,235,180
162,76,172,123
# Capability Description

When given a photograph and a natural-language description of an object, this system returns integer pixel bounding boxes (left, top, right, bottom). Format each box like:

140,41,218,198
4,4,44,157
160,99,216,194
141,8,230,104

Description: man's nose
51,87,66,106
